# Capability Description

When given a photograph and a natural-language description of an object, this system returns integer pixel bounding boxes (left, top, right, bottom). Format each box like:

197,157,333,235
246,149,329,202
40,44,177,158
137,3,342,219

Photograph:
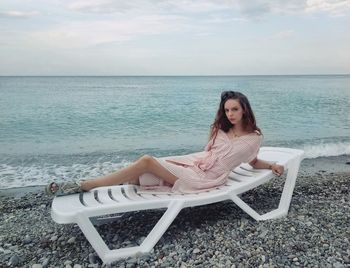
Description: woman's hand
249,158,285,176
271,163,284,176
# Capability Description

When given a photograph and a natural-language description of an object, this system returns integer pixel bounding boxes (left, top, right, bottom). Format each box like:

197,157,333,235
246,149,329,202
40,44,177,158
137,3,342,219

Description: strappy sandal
45,181,84,197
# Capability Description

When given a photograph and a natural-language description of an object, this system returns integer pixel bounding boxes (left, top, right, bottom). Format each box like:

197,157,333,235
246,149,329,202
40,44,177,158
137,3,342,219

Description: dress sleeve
245,135,263,163
204,137,214,151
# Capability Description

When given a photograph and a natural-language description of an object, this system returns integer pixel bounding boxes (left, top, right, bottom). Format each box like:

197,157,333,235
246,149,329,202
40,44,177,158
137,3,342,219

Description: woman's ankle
80,180,91,191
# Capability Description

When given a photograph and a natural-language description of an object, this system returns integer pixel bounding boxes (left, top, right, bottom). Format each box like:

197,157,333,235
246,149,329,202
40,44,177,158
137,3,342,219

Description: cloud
237,1,271,18
66,0,232,14
159,0,234,13
2,0,348,22
0,10,40,19
237,0,350,17
67,0,141,14
236,1,309,18
306,0,350,16
234,0,350,18
29,15,190,48
65,0,350,19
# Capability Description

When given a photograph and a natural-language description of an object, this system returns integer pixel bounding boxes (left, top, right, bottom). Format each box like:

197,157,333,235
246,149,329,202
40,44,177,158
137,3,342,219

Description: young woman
46,91,284,196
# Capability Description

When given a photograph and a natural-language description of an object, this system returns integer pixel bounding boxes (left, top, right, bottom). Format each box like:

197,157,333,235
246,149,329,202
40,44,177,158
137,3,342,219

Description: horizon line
1,73,350,77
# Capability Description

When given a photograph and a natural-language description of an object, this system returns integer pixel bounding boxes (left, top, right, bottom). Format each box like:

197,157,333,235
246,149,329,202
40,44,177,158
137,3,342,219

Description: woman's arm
249,157,284,176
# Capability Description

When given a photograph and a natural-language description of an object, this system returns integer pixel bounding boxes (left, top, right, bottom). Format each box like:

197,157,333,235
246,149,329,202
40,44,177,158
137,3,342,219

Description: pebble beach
1,158,349,268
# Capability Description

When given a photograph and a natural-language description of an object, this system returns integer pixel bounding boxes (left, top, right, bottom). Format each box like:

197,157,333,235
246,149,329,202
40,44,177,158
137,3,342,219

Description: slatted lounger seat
51,147,304,264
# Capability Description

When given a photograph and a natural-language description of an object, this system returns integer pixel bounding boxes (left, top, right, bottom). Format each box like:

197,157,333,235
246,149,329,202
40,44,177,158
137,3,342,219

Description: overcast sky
1,0,350,75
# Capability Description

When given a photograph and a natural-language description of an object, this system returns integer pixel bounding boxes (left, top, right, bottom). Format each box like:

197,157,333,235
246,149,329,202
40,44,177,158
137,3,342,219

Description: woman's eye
225,108,238,112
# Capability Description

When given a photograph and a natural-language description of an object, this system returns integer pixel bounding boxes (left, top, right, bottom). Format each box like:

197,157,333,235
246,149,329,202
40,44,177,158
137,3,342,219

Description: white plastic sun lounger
51,147,304,264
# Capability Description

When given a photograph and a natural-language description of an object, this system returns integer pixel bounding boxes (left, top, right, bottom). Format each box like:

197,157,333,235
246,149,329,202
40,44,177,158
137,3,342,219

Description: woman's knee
137,155,154,169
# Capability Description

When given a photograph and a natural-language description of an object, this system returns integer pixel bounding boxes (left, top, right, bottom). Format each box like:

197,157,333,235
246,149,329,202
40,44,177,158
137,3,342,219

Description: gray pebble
3,249,12,255
126,257,137,264
112,235,118,242
88,253,97,264
161,262,171,268
9,245,18,251
42,258,50,268
258,230,268,238
67,237,76,244
23,235,32,244
193,248,200,254
140,254,151,262
333,262,344,268
8,254,20,266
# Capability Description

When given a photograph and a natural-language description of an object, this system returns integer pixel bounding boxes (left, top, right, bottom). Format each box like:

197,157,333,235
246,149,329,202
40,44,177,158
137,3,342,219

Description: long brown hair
209,91,261,141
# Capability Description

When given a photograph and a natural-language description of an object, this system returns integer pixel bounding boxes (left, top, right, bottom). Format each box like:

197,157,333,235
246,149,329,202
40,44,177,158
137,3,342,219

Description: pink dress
139,129,263,193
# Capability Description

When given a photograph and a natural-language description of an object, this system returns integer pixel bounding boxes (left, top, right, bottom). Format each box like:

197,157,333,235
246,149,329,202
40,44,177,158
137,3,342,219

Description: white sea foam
302,142,350,159
0,161,133,189
1,142,350,189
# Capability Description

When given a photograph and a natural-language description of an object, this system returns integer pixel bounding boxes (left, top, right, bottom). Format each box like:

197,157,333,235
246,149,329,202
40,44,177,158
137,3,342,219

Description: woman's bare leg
80,155,178,191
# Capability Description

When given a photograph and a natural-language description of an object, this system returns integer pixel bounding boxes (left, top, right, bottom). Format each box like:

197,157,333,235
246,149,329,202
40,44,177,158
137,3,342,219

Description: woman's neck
232,123,245,133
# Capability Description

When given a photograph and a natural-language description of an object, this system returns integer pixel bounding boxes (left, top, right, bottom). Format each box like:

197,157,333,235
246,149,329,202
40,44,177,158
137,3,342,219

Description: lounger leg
140,200,184,252
76,214,111,263
75,200,184,264
276,158,301,213
230,194,263,221
259,157,301,220
230,157,302,221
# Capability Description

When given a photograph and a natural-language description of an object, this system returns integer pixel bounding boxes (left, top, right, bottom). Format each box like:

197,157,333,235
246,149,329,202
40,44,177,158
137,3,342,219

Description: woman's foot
45,181,84,196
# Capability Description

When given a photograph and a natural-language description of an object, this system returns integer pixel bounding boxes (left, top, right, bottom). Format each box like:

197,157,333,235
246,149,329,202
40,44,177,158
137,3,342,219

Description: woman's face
224,98,244,125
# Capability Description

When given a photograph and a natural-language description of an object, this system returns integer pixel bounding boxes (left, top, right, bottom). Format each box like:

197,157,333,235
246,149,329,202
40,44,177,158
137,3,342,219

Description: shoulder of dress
254,132,263,140
217,129,227,138
243,131,261,139
242,132,263,147
253,129,262,135
251,132,263,142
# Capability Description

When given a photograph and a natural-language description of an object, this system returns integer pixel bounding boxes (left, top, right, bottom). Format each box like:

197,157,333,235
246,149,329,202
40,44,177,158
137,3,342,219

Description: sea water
0,75,349,188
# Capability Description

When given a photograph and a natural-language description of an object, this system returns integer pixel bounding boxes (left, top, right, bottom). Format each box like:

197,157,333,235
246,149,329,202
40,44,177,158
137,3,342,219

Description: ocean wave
0,161,132,189
1,142,349,189
302,142,350,159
